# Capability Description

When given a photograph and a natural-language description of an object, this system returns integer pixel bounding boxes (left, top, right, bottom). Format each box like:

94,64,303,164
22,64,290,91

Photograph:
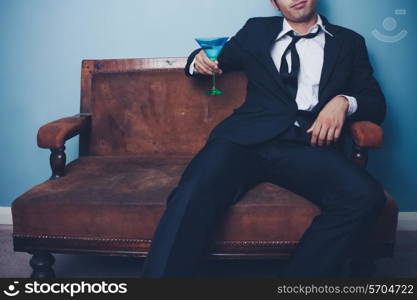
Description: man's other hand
306,96,349,147
194,50,223,75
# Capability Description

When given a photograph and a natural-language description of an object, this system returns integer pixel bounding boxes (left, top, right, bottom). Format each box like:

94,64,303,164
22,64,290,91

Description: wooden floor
1,225,416,278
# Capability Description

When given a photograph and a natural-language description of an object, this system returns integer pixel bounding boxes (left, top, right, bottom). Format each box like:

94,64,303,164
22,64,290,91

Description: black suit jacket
184,15,386,145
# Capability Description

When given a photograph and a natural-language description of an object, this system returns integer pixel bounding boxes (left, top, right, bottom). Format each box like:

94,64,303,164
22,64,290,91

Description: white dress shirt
189,15,357,127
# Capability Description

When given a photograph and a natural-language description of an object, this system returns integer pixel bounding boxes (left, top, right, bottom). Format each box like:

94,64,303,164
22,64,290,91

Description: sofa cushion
12,155,394,253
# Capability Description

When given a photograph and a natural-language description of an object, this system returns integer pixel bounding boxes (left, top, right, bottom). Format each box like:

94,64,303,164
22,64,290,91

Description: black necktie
279,27,322,101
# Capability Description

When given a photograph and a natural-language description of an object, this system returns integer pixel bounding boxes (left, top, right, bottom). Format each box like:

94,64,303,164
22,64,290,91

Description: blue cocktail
195,37,229,96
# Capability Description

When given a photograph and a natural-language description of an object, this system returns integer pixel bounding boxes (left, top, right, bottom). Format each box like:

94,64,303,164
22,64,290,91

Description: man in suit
142,0,387,278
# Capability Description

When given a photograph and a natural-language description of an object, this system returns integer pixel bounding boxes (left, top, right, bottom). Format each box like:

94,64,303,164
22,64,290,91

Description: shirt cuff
189,57,197,75
339,95,358,116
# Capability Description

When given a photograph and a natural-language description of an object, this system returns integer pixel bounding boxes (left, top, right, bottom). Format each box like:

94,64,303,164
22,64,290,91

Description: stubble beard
283,2,317,23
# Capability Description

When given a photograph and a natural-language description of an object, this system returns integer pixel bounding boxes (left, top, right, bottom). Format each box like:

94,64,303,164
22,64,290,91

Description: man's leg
141,137,264,278
255,134,387,277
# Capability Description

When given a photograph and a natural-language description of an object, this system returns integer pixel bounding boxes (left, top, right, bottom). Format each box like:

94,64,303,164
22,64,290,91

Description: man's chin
287,11,316,23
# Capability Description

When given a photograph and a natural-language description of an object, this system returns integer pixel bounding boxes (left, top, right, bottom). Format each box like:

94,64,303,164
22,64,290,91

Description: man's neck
285,13,318,35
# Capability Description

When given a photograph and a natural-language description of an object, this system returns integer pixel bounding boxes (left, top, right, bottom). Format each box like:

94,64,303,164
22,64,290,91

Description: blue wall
1,0,416,211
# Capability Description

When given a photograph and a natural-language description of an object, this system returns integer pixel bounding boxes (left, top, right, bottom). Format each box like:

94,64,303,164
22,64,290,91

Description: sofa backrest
80,58,247,156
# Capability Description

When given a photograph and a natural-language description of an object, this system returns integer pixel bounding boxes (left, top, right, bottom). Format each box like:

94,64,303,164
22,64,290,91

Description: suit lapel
318,15,343,99
262,45,292,100
256,17,293,101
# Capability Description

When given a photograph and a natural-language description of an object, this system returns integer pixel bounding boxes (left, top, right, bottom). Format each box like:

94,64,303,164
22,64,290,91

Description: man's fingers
198,51,218,70
195,62,211,75
318,125,328,147
334,127,342,142
310,123,321,146
201,53,218,69
196,53,219,74
195,56,211,71
196,58,223,75
326,127,335,146
195,63,222,75
195,57,214,75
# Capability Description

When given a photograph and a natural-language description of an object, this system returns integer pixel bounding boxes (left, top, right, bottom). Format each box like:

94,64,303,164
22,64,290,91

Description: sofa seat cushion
12,155,394,251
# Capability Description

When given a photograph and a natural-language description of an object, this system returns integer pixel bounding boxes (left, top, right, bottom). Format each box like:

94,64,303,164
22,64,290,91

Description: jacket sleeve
184,18,252,77
346,35,387,125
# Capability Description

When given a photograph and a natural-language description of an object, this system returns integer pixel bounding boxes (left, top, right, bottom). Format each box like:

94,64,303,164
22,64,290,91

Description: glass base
204,88,223,96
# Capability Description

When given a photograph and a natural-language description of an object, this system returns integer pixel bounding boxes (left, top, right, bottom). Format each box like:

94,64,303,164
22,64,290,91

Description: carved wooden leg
349,257,377,278
50,146,66,180
30,252,56,278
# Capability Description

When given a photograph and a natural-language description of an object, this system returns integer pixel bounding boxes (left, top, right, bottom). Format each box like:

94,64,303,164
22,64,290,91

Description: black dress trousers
141,113,387,278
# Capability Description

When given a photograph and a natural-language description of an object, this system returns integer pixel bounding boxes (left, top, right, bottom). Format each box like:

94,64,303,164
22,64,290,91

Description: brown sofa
12,57,398,278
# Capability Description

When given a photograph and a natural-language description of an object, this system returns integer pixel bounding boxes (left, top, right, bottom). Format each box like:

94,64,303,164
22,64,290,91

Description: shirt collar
276,14,334,41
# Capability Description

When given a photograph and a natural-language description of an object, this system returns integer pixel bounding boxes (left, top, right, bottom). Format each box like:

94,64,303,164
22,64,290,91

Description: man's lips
291,1,307,9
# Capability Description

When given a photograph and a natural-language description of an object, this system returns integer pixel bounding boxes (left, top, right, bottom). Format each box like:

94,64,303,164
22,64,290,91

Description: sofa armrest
37,113,91,149
349,121,384,168
37,113,91,180
349,121,383,149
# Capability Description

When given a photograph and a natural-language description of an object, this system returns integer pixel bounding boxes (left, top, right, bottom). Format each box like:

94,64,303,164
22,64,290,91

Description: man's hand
194,50,223,75
306,96,349,147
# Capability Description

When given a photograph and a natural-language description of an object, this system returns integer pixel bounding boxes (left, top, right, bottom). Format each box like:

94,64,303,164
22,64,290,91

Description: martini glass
195,37,229,96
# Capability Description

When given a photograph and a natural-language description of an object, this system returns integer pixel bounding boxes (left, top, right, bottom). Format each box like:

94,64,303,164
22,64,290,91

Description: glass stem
211,70,216,91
